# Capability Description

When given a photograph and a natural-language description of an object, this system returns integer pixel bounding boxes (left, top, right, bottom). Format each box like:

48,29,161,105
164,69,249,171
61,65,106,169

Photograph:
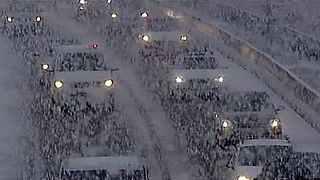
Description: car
227,138,293,180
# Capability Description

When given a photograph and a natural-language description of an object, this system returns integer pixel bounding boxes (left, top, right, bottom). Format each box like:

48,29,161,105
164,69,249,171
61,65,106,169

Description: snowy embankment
0,36,28,179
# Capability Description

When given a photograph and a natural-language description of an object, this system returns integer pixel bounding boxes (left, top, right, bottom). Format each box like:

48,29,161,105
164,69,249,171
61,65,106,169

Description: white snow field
0,36,27,179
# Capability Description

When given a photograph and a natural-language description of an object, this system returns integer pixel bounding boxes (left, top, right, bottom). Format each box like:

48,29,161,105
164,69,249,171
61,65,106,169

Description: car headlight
222,119,231,128
104,79,113,87
270,119,280,128
35,16,42,22
180,35,188,41
216,75,225,83
142,35,150,42
141,11,148,18
175,75,184,83
7,16,13,23
111,13,118,18
238,176,250,180
54,80,63,88
79,0,87,5
42,64,49,70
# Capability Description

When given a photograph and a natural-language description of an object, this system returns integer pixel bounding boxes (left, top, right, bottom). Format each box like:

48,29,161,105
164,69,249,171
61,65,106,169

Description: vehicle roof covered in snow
55,44,101,54
54,71,111,83
171,68,272,92
241,139,292,147
62,156,145,173
222,108,276,119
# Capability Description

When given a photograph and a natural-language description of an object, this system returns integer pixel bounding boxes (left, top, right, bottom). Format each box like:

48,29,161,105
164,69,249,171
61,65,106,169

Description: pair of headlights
54,79,114,89
141,35,189,42
174,75,224,84
6,16,42,23
221,119,281,129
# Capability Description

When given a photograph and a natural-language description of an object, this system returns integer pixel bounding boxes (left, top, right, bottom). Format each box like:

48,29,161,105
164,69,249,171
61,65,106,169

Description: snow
2,0,320,179
156,0,320,153
44,3,198,180
241,139,291,147
63,156,143,173
54,71,112,83
0,36,26,179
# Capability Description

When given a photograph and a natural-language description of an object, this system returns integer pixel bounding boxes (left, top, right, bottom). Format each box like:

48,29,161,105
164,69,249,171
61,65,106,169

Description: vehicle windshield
238,145,292,166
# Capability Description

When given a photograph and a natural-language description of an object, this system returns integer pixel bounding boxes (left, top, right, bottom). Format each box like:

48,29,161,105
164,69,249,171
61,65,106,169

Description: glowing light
54,80,63,88
79,0,87,5
111,13,117,18
141,11,148,18
7,17,13,23
222,120,231,128
36,16,42,22
142,35,150,42
238,176,249,180
270,119,280,128
104,79,113,87
216,76,224,83
42,64,49,70
107,0,112,4
180,35,188,41
175,76,184,83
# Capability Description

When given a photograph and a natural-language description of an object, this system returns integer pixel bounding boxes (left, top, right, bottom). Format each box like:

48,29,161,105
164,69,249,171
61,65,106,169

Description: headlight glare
238,175,250,180
142,35,150,42
141,11,148,18
54,80,63,88
42,64,49,70
104,79,113,87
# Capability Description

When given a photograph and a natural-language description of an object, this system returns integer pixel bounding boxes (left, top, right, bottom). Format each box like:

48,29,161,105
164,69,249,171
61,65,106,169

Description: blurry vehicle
138,31,190,45
228,138,293,180
217,91,283,135
4,12,43,26
50,42,118,110
60,156,149,180
170,69,228,88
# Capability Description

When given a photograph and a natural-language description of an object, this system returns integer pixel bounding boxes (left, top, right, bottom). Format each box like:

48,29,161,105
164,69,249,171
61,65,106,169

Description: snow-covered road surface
0,36,26,180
